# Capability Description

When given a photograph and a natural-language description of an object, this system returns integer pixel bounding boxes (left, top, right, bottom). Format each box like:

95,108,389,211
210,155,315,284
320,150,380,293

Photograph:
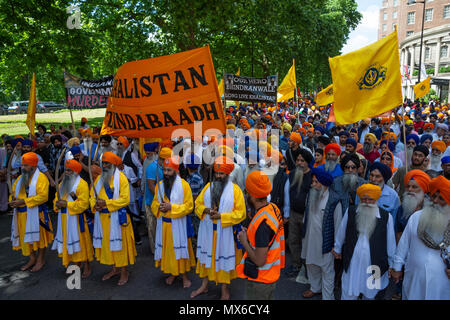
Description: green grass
0,108,106,138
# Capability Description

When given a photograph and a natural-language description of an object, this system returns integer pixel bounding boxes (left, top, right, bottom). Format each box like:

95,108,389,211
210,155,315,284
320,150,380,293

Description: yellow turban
431,140,446,154
159,147,172,159
356,184,382,201
364,133,377,144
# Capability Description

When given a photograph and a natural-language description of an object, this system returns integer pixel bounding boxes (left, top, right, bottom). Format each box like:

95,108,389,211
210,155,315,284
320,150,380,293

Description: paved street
0,212,316,300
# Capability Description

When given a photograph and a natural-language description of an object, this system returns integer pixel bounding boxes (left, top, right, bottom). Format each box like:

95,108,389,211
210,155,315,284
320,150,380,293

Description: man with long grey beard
283,149,313,278
391,176,450,300
332,184,396,300
301,168,340,300
426,140,446,178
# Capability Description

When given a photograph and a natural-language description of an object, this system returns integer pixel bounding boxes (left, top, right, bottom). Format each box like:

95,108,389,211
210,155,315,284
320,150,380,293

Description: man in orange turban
190,155,246,300
317,143,343,178
391,175,450,299
151,152,195,290
9,152,53,272
90,148,136,286
52,158,93,276
429,141,447,173
396,170,431,240
333,183,396,300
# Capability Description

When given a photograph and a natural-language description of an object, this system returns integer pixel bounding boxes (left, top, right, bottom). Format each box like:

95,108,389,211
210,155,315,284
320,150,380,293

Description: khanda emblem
357,63,387,90
326,87,333,96
420,85,426,91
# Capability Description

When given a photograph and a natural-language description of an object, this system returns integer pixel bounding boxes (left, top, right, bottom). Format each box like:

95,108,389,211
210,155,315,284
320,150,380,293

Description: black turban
369,162,392,183
341,153,361,169
413,145,429,157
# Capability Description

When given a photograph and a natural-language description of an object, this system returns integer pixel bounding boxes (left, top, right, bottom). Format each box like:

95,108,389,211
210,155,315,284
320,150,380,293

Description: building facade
379,0,450,102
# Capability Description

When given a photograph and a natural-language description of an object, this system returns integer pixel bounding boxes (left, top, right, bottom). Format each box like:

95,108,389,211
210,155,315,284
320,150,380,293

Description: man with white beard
391,176,450,300
301,168,340,300
394,170,431,242
426,141,446,178
332,184,396,300
316,143,343,178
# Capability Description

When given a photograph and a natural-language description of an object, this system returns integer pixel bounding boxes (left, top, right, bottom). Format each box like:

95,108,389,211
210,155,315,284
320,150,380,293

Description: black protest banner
223,74,278,103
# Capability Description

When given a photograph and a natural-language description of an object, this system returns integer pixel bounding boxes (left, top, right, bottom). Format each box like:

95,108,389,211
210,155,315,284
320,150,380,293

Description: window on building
444,5,450,19
393,11,397,19
425,8,433,22
425,47,431,60
393,0,398,7
383,12,387,20
406,31,414,37
408,12,415,25
441,46,448,59
382,24,387,32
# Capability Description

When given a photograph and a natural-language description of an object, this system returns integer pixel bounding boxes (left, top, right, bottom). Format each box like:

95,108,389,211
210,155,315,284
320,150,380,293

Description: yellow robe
89,171,137,268
151,178,196,275
194,182,246,284
10,171,53,256
53,178,94,267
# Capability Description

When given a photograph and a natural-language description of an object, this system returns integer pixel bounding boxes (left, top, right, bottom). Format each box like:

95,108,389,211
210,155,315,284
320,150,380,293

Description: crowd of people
1,98,450,300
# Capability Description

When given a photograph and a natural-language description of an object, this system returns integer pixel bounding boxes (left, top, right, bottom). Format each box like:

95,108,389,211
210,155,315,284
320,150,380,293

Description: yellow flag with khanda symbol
26,73,37,136
413,76,430,99
277,59,296,102
316,84,334,106
329,28,402,124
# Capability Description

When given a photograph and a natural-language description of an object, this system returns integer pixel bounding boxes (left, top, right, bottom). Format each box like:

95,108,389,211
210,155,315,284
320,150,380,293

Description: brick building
378,0,450,101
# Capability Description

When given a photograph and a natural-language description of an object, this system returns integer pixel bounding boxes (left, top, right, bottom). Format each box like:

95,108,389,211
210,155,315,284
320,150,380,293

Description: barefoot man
151,156,196,288
90,152,137,286
10,152,53,272
52,159,93,278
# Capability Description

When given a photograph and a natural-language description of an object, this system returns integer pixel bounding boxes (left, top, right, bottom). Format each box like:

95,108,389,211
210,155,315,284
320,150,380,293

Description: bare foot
30,260,45,272
220,285,230,300
165,275,176,285
82,264,92,279
20,258,36,271
191,286,208,298
102,268,120,281
118,270,129,286
182,275,191,288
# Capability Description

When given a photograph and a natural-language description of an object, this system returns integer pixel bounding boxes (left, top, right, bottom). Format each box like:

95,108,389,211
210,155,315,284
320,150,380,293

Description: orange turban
117,136,129,149
65,159,82,174
159,147,172,159
214,156,234,175
423,123,434,131
431,140,446,154
303,122,311,128
429,176,450,205
324,143,341,156
389,132,397,140
245,170,272,198
356,184,382,201
403,169,431,193
299,128,307,136
102,152,122,166
21,152,38,167
164,157,179,172
290,132,302,145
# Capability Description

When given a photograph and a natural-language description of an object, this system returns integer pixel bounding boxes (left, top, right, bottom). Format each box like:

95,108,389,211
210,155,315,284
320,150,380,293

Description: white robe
334,208,397,299
393,210,450,300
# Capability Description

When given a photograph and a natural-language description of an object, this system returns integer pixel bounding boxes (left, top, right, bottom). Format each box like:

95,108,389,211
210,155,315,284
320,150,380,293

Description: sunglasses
344,165,357,170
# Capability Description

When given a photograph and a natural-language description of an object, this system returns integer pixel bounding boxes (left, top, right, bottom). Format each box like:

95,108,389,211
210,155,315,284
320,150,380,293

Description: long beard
342,172,359,192
324,160,337,172
406,146,414,162
417,199,450,244
116,148,124,158
356,203,378,239
60,173,77,196
101,166,115,184
308,187,323,213
20,170,32,191
291,166,304,194
430,154,442,169
83,138,93,151
211,176,229,208
163,174,176,193
363,142,373,154
401,191,424,219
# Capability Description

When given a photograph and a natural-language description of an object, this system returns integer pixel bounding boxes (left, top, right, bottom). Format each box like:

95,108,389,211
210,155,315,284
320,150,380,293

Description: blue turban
144,142,159,152
420,134,433,144
22,139,33,147
311,167,334,187
11,138,24,148
380,140,394,152
338,131,350,137
406,134,419,145
70,146,81,155
185,153,201,170
345,138,357,149
369,162,392,183
442,156,450,165
315,126,325,135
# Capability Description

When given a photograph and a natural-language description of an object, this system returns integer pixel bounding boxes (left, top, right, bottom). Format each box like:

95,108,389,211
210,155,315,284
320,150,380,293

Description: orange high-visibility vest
237,203,285,284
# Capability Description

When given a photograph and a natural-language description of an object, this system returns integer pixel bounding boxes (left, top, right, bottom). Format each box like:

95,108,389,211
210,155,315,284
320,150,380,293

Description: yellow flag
329,29,402,124
413,76,430,99
277,59,296,102
316,84,334,106
218,67,240,98
26,73,36,136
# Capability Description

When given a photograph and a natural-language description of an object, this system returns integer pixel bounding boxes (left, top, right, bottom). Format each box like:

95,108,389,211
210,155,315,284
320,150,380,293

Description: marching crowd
1,98,450,300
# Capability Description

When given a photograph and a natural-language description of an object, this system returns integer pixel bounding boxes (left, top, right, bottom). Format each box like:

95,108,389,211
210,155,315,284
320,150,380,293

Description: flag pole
401,105,409,172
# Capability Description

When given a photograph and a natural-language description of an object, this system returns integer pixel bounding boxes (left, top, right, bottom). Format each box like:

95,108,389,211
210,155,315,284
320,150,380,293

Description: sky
341,0,380,54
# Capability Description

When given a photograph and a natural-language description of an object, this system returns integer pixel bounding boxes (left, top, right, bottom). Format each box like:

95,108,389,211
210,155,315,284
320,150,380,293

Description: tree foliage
0,0,361,103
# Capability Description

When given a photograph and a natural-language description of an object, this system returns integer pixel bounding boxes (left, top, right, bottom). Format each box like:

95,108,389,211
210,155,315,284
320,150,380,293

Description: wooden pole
88,144,98,199
401,105,409,172
55,147,67,201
